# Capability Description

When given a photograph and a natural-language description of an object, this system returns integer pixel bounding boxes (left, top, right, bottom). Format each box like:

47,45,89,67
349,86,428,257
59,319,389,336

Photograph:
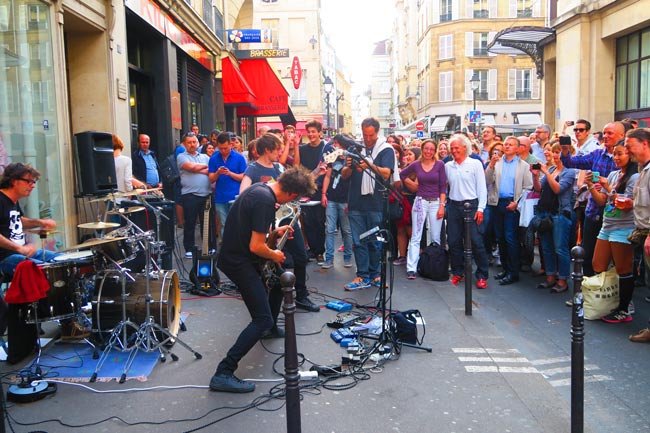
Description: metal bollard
570,246,585,433
464,202,473,316
280,271,301,433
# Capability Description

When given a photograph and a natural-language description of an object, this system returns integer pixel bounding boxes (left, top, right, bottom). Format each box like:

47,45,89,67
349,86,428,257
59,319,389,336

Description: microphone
343,150,363,161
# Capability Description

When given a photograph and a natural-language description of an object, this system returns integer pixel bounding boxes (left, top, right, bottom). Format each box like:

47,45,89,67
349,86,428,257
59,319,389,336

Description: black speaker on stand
73,131,117,196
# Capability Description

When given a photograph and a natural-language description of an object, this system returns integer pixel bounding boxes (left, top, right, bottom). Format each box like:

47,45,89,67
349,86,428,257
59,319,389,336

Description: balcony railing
516,91,532,100
517,9,532,18
291,100,308,107
440,13,452,22
473,9,489,18
473,48,488,56
475,91,488,101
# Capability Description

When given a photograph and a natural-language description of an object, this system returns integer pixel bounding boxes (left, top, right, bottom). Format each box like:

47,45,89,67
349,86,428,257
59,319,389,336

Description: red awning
221,57,257,108
236,59,289,117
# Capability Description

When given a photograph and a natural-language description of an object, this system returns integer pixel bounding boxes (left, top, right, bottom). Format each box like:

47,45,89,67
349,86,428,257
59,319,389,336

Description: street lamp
324,76,333,136
469,72,480,134
335,92,344,133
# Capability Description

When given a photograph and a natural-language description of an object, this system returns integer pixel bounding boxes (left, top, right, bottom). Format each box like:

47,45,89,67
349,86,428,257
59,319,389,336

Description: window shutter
508,69,516,100
533,0,541,17
466,0,473,19
465,69,474,100
488,31,497,56
531,68,540,99
465,32,474,57
432,0,440,24
452,0,459,20
488,0,497,17
488,69,497,100
508,0,516,18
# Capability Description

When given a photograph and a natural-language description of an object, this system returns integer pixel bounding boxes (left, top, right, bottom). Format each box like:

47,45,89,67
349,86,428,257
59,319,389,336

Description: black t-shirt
326,156,350,203
218,183,276,264
0,192,24,262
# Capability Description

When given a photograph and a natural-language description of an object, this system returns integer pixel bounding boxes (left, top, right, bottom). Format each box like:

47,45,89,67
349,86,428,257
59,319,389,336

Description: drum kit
25,188,200,383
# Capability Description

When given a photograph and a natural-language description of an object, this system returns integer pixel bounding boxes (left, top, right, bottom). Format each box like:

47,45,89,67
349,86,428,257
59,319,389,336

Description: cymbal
60,236,126,252
27,228,60,236
88,192,128,203
107,206,146,215
77,221,120,230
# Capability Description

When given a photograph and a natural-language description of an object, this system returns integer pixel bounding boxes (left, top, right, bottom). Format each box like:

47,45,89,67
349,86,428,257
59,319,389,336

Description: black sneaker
209,373,255,393
316,254,325,265
261,326,285,339
295,296,320,312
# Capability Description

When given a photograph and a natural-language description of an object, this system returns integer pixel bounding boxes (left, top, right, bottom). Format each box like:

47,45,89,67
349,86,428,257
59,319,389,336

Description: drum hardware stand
136,194,169,271
90,266,140,383
116,211,162,274
119,235,201,383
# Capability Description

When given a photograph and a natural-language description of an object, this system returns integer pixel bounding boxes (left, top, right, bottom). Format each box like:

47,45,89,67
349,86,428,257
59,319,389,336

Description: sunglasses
573,128,587,133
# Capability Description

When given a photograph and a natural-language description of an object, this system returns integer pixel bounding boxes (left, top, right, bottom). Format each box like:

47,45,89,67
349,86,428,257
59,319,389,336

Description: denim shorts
597,227,633,244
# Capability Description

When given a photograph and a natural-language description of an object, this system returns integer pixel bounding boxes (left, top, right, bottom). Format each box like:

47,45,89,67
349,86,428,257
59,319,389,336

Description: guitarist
239,133,321,313
211,166,315,393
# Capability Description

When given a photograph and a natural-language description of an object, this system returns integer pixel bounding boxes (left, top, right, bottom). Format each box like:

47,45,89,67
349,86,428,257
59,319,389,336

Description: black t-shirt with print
0,191,24,262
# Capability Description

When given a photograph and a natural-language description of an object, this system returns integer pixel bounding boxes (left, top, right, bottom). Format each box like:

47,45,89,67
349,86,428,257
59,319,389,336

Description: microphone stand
349,147,431,355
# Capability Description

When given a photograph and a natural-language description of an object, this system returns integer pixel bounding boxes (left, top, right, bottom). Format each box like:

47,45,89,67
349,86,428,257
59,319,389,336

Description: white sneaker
184,251,193,259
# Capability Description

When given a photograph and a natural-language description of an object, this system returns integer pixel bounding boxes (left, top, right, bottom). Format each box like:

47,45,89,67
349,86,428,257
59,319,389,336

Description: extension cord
298,371,319,381
310,365,341,377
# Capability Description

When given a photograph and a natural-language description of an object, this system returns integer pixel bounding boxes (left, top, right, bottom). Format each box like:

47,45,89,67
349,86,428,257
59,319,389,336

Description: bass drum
93,270,181,341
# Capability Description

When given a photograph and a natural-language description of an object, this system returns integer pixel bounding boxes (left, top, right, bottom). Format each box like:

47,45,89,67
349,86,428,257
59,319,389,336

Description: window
615,28,650,112
0,5,8,31
440,0,452,22
213,6,223,42
515,69,531,99
28,4,48,30
474,70,488,100
439,71,453,102
474,33,488,56
379,102,390,117
473,0,489,18
516,0,532,17
32,81,50,111
29,41,50,67
439,34,453,60
0,81,14,112
379,80,390,94
261,18,279,49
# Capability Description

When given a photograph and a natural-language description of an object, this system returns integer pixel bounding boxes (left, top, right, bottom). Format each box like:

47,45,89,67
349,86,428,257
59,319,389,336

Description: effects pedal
326,301,353,312
330,327,356,343
327,313,360,329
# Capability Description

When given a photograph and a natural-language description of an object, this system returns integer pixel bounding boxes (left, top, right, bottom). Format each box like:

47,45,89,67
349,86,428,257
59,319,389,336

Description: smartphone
532,163,541,170
567,120,575,126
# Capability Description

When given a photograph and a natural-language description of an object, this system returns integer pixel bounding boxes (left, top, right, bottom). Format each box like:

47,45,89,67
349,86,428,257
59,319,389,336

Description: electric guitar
261,204,301,290
189,196,220,294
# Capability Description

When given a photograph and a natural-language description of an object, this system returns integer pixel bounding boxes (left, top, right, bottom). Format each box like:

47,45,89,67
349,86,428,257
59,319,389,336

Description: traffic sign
416,130,424,138
415,121,425,131
469,110,482,123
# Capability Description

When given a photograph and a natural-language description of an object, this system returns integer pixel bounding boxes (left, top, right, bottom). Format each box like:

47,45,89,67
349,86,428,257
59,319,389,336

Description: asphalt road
2,237,649,433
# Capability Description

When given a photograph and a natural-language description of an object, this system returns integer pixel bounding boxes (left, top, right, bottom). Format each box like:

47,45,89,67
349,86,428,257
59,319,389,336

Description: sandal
550,282,568,294
537,280,556,289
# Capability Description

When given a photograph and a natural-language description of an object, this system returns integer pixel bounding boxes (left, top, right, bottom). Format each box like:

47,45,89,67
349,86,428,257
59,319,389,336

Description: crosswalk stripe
465,365,539,373
540,364,600,377
530,356,572,365
452,348,521,354
548,374,614,387
458,356,530,363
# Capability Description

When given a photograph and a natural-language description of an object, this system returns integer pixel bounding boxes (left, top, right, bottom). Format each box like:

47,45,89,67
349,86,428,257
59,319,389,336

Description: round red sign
415,121,425,131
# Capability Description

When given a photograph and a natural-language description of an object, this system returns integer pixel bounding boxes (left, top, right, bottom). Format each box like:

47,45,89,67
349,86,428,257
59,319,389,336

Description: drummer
0,163,58,274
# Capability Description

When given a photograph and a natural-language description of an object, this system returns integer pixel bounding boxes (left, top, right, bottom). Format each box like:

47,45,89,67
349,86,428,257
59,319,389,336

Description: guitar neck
276,207,301,251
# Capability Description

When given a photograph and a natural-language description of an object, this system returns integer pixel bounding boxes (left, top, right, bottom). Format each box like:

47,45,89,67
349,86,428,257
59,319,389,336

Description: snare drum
92,236,140,265
27,261,85,323
53,251,94,275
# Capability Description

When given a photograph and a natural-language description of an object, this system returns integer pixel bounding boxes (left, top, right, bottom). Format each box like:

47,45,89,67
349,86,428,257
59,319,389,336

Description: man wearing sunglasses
563,119,600,156
0,163,58,273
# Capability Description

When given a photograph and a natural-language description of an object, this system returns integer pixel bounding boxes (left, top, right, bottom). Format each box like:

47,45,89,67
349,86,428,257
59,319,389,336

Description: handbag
581,268,620,320
388,192,404,221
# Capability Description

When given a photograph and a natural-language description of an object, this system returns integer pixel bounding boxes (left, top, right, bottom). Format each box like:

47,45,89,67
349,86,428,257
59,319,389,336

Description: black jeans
447,199,489,280
215,257,283,376
582,217,603,277
181,194,208,253
302,200,326,256
283,223,309,300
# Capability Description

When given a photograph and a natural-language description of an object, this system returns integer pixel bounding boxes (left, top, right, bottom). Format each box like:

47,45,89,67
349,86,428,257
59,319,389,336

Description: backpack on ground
417,242,449,281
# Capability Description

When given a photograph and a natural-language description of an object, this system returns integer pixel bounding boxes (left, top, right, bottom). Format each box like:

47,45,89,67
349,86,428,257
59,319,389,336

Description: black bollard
280,271,301,433
463,202,473,316
570,246,585,433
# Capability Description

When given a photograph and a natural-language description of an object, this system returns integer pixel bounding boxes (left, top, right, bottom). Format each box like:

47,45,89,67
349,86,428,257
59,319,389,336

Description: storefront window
0,0,64,250
616,27,650,114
